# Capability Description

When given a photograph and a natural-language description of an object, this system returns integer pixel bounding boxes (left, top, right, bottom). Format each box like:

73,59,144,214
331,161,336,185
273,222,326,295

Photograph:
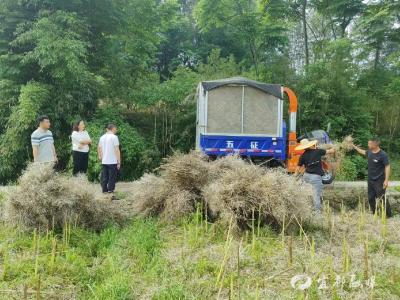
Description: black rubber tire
322,170,335,185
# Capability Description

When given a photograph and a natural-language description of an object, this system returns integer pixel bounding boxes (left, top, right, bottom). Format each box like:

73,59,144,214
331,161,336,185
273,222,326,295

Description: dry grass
341,135,354,152
124,152,314,231
161,206,400,299
161,190,198,222
320,135,354,171
204,164,313,231
160,151,211,193
123,174,170,218
3,163,122,231
126,152,210,221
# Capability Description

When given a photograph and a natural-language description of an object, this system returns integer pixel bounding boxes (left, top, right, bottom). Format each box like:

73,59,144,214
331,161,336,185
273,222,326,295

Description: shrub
350,154,368,179
335,157,357,181
85,108,160,182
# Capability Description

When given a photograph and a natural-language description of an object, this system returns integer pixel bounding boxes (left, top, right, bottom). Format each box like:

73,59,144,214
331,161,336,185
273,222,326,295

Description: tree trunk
302,0,309,66
374,43,381,69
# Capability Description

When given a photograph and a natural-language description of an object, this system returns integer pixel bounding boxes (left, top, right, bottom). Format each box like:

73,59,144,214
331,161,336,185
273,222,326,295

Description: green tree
194,0,289,77
296,39,372,141
0,82,51,181
0,0,162,183
312,0,365,38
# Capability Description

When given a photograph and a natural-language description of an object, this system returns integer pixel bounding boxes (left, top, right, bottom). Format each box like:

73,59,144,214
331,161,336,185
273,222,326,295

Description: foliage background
0,0,399,183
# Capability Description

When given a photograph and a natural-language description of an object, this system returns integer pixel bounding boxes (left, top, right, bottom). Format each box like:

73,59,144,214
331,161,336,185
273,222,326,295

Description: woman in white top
71,120,92,175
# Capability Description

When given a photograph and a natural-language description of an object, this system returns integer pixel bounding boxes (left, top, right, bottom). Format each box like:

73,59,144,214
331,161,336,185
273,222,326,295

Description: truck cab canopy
201,77,283,99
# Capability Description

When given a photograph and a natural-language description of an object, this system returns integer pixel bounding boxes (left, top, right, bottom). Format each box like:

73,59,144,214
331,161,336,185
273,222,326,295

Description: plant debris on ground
3,163,123,232
1,152,400,299
125,152,314,232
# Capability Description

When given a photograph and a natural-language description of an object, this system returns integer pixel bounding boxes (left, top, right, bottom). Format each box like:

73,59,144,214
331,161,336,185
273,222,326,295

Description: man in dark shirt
295,139,335,212
353,137,392,217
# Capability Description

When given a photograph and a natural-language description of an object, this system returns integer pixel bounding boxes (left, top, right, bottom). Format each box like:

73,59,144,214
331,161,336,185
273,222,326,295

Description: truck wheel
322,170,335,185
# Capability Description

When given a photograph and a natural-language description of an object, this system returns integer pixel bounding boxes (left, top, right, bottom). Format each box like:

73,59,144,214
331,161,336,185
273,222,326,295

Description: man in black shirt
295,139,335,212
353,137,392,217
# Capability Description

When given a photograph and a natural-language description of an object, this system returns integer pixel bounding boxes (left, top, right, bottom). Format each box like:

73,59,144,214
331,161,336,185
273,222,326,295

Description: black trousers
101,164,118,193
368,178,392,217
72,151,89,175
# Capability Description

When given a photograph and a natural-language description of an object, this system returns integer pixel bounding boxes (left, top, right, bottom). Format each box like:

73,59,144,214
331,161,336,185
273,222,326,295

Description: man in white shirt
98,124,121,196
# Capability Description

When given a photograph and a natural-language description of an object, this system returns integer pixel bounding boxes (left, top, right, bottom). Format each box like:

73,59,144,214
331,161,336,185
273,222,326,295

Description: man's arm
52,144,58,162
32,145,39,162
294,165,305,176
353,144,366,156
294,155,305,176
115,145,121,170
98,144,103,160
384,164,390,189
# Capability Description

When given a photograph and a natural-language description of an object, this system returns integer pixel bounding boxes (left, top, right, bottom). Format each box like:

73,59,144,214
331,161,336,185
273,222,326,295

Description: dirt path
1,181,399,194
1,181,399,213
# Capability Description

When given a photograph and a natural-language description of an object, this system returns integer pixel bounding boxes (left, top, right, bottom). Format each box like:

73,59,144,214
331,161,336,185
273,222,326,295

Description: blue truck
195,77,334,183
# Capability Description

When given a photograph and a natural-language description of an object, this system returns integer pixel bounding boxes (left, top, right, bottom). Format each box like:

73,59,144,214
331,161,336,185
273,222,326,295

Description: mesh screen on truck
207,85,242,133
206,85,280,136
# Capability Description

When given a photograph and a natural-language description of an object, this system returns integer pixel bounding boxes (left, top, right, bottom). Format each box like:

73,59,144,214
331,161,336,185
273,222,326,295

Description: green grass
0,208,399,299
390,157,400,181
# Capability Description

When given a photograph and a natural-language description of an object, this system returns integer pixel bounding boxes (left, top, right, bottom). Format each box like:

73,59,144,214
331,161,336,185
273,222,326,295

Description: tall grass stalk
293,215,311,249
373,202,378,222
342,237,350,273
32,228,37,250
49,237,57,273
329,214,335,247
380,198,387,239
62,218,71,249
237,239,241,299
1,245,8,281
340,201,345,221
251,208,255,250
255,283,260,300
310,237,315,260
229,274,234,300
204,201,209,232
257,204,261,237
34,229,40,277
287,235,293,267
327,255,335,288
357,199,366,240
23,284,28,300
281,215,285,248
363,240,369,280
194,205,201,241
215,216,234,289
36,275,41,300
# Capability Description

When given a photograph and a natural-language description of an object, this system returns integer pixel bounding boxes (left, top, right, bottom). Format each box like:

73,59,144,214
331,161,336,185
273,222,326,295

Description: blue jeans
303,173,323,212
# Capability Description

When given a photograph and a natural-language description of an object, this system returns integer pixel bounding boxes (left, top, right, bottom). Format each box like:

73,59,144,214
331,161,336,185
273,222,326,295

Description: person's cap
295,139,318,151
